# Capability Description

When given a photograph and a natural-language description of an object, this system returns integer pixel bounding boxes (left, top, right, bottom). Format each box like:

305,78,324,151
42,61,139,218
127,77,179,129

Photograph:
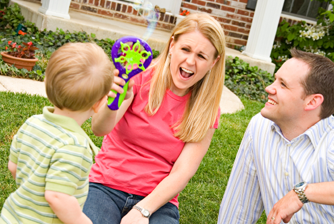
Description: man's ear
92,96,107,113
305,94,324,111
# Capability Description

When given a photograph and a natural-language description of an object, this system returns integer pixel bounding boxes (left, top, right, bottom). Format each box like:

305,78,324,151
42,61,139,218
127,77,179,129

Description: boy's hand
8,160,17,179
108,69,135,100
45,191,92,224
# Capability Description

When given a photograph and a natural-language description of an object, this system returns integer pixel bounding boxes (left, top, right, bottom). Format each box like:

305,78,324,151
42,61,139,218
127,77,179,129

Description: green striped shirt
0,107,99,224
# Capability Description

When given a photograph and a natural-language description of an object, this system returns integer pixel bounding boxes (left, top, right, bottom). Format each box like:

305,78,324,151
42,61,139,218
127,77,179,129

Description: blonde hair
45,42,114,111
145,13,226,142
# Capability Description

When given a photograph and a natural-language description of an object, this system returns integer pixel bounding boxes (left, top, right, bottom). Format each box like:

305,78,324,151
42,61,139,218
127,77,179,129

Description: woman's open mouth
180,67,194,79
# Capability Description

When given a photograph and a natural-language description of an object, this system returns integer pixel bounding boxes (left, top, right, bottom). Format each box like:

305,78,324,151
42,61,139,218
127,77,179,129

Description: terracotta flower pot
1,52,38,71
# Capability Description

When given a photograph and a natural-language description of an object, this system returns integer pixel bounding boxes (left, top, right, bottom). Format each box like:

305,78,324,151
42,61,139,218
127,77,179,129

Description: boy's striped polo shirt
0,107,99,224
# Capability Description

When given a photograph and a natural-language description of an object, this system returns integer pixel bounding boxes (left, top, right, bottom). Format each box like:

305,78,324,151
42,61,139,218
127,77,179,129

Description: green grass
0,91,267,223
178,98,267,224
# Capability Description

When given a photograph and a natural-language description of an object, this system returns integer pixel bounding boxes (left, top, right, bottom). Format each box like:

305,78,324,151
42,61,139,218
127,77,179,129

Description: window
282,0,329,19
246,0,257,10
246,0,329,20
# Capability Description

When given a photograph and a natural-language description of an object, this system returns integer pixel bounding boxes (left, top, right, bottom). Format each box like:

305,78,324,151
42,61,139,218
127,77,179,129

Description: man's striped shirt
218,113,334,224
0,107,99,224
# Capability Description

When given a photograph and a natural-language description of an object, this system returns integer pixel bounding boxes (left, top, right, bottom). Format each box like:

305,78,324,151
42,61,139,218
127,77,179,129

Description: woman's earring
168,53,172,58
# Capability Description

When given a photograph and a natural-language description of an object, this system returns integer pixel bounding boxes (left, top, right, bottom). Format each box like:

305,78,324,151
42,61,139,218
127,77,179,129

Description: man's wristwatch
294,181,309,204
134,205,151,218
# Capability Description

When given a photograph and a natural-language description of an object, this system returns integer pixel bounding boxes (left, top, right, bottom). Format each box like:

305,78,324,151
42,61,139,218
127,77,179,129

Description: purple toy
108,36,153,110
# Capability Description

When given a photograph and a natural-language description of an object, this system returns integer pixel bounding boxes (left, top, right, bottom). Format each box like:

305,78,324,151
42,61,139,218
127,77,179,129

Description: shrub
0,0,9,10
225,56,274,103
271,0,334,71
0,3,24,31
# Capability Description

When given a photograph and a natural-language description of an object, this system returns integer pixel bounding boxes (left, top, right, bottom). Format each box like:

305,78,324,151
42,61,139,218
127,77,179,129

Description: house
14,0,329,74
23,0,328,48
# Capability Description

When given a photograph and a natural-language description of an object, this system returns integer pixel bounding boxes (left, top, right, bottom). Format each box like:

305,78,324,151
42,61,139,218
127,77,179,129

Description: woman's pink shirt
89,69,219,207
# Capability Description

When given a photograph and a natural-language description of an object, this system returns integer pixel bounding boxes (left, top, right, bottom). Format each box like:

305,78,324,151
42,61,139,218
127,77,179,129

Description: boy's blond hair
45,42,113,111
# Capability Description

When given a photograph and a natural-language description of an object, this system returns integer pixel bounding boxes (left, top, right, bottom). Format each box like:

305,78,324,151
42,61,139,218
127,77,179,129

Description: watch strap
134,205,151,218
294,182,309,204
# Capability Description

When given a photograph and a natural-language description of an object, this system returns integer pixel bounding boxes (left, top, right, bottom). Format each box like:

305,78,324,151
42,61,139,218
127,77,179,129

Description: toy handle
107,36,152,110
107,80,130,110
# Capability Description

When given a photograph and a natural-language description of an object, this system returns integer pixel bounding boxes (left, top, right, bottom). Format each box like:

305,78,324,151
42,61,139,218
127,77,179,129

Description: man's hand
267,190,303,224
120,208,148,224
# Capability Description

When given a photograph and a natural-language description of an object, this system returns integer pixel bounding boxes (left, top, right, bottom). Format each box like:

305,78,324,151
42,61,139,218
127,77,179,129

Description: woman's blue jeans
83,182,180,224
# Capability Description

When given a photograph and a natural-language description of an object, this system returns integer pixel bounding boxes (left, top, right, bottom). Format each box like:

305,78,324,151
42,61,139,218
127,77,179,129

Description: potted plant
176,10,189,25
1,41,39,71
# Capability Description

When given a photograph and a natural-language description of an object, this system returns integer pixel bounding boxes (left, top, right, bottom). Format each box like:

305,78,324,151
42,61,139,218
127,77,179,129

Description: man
218,49,334,224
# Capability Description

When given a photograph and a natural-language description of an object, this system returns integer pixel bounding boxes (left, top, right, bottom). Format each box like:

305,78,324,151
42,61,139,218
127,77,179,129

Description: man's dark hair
291,48,334,119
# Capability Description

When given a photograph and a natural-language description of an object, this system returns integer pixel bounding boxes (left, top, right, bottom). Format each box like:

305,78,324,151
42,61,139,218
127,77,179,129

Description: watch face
295,182,305,188
142,210,150,217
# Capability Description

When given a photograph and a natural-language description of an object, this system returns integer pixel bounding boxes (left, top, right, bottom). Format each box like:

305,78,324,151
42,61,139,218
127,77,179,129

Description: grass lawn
0,91,267,223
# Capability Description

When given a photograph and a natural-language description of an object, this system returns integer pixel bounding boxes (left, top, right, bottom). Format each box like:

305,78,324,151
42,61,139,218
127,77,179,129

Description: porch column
38,0,71,19
242,0,284,62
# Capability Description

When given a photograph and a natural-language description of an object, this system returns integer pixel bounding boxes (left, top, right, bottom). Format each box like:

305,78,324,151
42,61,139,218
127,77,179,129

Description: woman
83,13,226,224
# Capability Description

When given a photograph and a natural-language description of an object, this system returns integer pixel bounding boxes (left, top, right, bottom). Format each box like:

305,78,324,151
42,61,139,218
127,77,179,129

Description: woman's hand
109,69,135,100
120,209,148,224
119,129,215,222
91,69,135,136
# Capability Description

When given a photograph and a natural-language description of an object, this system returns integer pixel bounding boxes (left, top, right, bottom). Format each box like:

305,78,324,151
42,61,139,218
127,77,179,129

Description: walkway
0,75,244,114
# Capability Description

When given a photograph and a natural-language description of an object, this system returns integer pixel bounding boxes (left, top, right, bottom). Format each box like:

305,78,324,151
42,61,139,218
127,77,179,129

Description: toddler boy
0,42,114,223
